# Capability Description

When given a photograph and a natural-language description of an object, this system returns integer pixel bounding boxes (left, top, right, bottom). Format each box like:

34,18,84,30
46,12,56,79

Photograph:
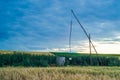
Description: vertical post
69,20,72,53
89,34,92,65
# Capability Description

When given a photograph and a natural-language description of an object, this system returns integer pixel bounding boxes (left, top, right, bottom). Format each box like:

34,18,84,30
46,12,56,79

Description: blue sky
0,0,120,53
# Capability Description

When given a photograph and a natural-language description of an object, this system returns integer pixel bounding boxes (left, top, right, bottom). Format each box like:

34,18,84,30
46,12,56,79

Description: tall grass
0,51,119,67
0,67,119,80
53,52,120,66
0,52,56,67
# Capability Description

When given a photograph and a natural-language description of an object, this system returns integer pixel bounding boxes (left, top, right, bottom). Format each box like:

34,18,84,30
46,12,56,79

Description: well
56,56,65,66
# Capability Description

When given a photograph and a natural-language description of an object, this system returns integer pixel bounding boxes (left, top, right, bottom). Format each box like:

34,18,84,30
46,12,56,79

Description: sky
0,0,120,54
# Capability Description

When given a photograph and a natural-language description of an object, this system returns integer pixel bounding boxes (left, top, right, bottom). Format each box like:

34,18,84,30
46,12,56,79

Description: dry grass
0,67,119,80
28,52,53,55
0,50,53,55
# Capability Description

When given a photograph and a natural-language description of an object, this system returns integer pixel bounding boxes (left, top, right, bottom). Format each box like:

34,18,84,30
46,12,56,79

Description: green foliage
0,52,119,67
52,52,120,66
0,52,56,67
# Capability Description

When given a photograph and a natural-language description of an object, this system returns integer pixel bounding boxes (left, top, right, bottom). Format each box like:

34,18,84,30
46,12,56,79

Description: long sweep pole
71,9,102,65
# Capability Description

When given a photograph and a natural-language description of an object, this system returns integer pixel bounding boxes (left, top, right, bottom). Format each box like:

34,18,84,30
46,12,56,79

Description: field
0,50,120,80
0,51,119,67
0,67,120,80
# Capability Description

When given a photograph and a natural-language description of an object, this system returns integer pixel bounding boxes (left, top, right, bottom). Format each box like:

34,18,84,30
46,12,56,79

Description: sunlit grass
0,66,119,80
0,50,53,55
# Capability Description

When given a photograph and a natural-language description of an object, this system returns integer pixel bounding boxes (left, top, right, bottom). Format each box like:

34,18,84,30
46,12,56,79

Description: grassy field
0,66,120,80
0,50,120,80
0,50,120,57
52,52,120,57
0,50,120,67
0,50,52,55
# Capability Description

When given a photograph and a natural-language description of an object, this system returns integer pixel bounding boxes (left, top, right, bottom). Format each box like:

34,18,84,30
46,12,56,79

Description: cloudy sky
0,0,120,53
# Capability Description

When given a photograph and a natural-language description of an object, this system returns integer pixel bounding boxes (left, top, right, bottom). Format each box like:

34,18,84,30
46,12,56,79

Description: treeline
0,52,119,67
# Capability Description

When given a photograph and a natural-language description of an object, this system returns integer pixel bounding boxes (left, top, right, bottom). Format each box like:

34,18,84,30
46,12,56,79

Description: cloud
0,0,120,54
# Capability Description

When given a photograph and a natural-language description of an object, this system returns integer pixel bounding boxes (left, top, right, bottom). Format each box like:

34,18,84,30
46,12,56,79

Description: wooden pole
71,10,98,53
71,9,102,65
89,34,92,65
69,20,72,53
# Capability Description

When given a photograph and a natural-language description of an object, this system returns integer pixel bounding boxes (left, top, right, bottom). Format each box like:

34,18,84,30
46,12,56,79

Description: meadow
0,66,120,80
0,50,120,80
